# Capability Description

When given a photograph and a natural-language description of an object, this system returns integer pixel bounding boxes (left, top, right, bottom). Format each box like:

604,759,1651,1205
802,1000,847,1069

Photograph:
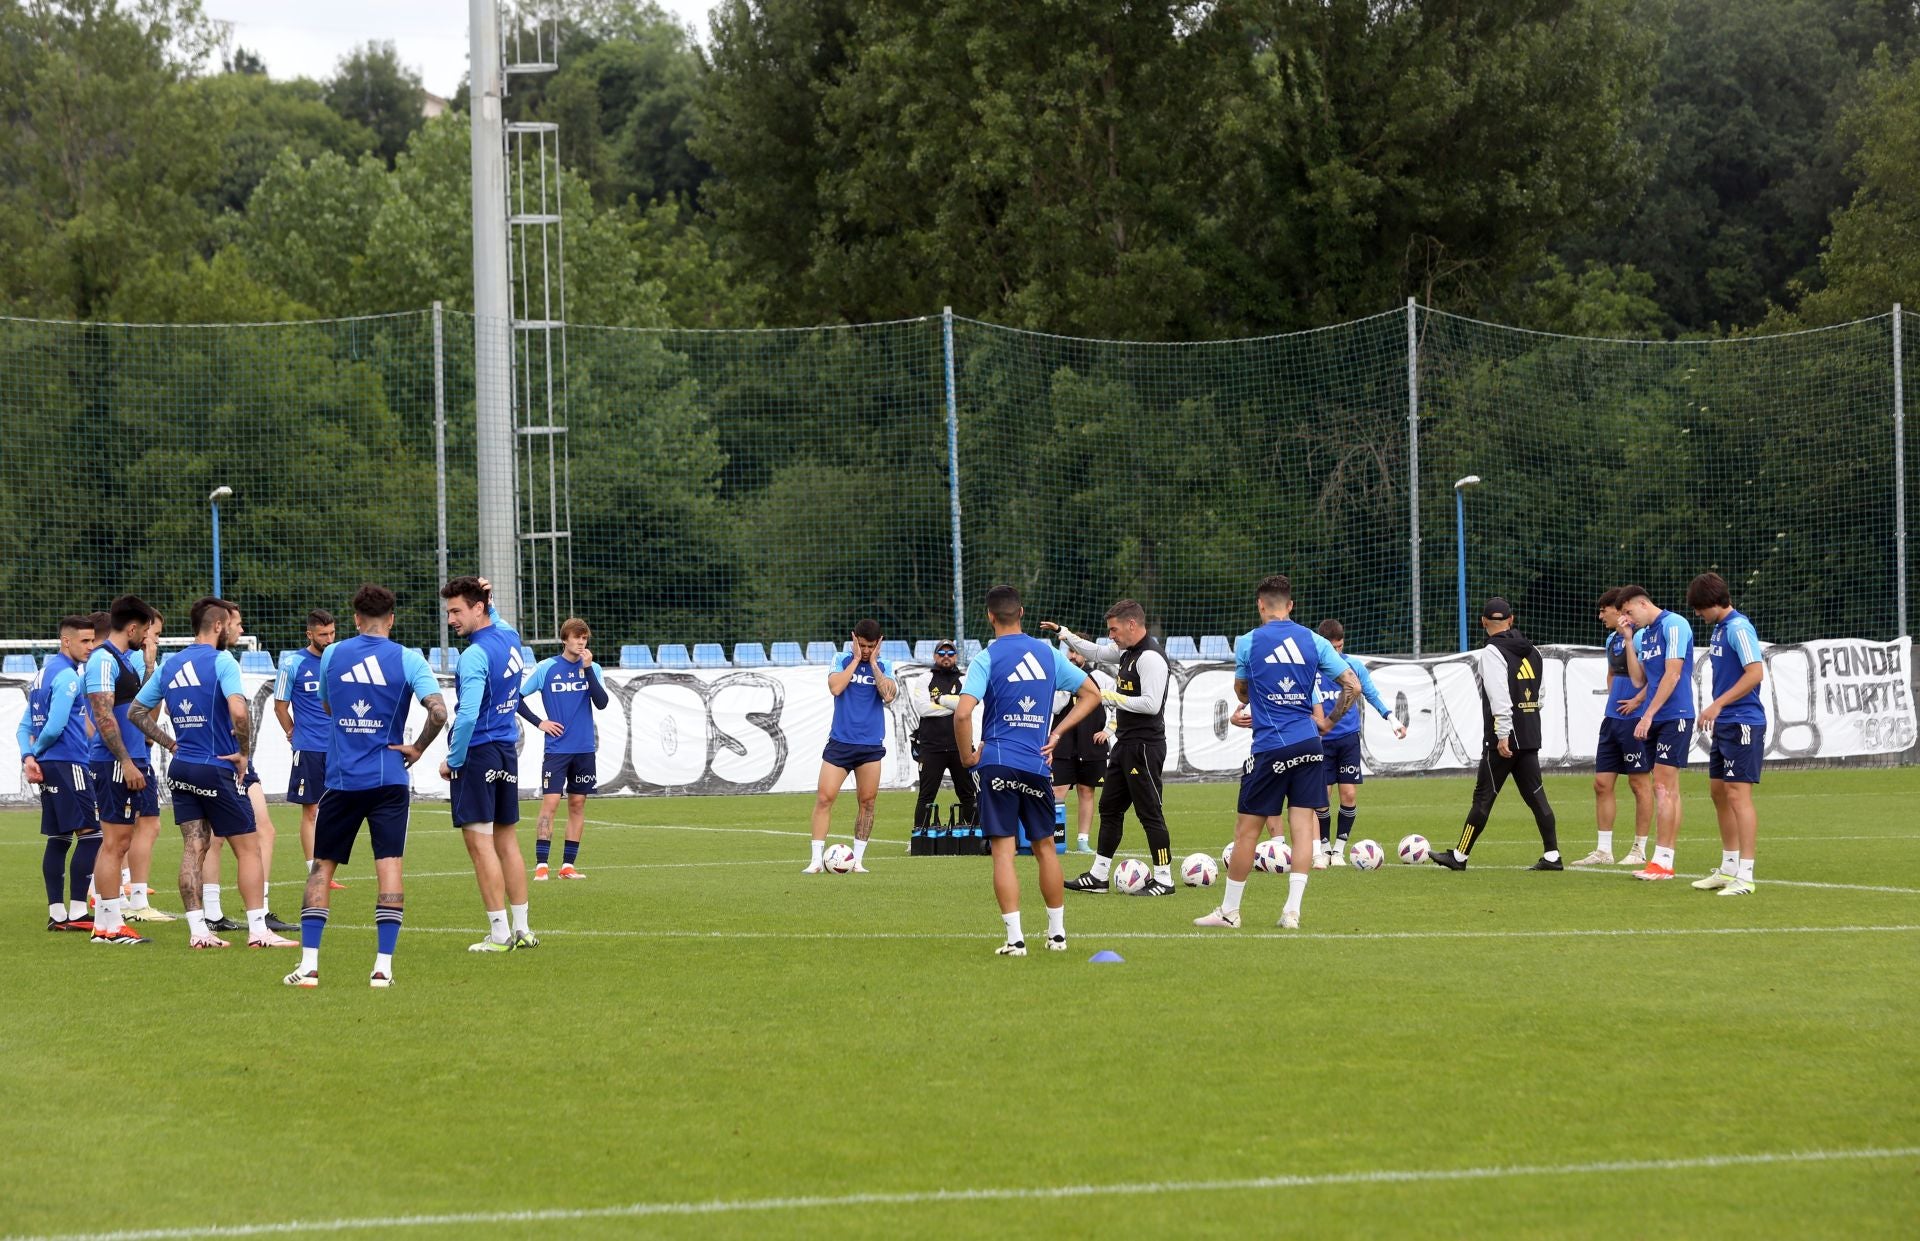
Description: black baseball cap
933,639,957,654
1481,597,1514,620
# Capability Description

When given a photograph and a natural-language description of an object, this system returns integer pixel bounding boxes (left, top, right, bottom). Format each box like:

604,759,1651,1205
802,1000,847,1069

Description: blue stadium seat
914,639,940,662
768,641,805,667
430,646,461,672
732,642,769,668
240,650,275,675
804,641,838,665
962,639,983,663
619,644,655,670
1165,635,1201,661
1199,634,1234,660
414,649,433,669
880,639,911,665
2,654,36,674
656,643,693,669
692,643,729,668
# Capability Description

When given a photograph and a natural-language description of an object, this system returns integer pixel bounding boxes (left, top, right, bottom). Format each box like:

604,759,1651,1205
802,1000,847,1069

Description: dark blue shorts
822,740,886,772
167,759,255,838
1649,718,1693,769
1323,732,1364,786
314,786,410,863
91,758,158,824
242,763,260,790
541,750,598,796
973,764,1056,840
1709,721,1765,784
450,741,521,828
1237,740,1328,817
1594,717,1653,775
37,760,98,836
288,750,327,805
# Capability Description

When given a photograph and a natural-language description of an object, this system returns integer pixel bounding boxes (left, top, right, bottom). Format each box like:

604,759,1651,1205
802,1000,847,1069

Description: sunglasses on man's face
935,648,957,656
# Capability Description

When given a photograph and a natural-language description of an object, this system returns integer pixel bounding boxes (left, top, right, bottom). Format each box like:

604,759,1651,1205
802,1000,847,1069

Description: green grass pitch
1,768,1915,1239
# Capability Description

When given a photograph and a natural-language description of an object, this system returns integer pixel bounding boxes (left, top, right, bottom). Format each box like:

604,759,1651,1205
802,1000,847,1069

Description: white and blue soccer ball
1254,838,1290,874
1113,858,1151,893
822,843,856,873
1397,834,1430,865
1181,852,1218,887
1349,839,1385,871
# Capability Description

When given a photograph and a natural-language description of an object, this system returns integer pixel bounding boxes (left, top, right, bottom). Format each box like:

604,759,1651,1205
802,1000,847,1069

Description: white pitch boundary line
393,859,794,880
10,1145,1916,1241
328,922,1920,944
1501,863,1920,896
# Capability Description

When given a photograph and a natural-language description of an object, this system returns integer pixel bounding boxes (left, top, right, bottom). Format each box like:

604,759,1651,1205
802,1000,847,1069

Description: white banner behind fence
1,638,1911,804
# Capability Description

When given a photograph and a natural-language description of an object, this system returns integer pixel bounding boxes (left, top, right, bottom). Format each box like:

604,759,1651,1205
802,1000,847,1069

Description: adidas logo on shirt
1005,651,1048,683
505,647,525,679
167,662,203,689
1264,637,1307,665
339,655,388,686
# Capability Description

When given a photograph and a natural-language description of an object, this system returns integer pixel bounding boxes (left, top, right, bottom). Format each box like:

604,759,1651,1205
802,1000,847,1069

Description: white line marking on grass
1535,864,1920,895
13,1146,1917,1241
393,859,795,880
329,923,1920,943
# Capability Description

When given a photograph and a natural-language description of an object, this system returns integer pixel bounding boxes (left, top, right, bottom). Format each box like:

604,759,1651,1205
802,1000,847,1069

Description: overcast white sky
207,1,715,97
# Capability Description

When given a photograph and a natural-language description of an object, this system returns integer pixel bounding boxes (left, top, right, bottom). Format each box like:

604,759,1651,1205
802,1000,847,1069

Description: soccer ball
1253,838,1290,874
1349,839,1385,870
1114,858,1151,893
1397,834,1430,865
822,843,856,873
1181,852,1218,887
1220,840,1235,870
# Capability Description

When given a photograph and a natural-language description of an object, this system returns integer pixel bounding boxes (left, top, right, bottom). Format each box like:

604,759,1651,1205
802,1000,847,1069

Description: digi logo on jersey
547,678,592,694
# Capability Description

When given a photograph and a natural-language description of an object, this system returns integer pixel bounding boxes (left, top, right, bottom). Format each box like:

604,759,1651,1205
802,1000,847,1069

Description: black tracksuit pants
1097,737,1171,868
1457,744,1558,856
914,750,976,825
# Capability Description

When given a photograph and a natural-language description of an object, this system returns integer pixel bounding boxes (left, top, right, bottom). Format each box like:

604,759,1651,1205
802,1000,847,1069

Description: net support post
1896,303,1907,639
1407,297,1422,657
434,300,450,670
471,0,518,625
943,307,965,648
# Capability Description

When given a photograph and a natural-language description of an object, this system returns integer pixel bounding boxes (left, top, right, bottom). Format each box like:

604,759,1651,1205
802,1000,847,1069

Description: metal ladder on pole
501,7,573,645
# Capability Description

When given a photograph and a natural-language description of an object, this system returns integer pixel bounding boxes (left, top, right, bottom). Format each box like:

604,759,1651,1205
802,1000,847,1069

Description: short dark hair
353,584,396,619
1616,584,1650,606
1596,587,1622,611
1103,598,1146,627
189,596,222,632
560,617,590,640
190,598,230,635
985,586,1022,623
59,614,93,635
851,618,882,641
307,608,336,629
108,595,158,630
439,575,489,607
1316,618,1344,642
1685,572,1732,610
87,610,110,636
1257,575,1292,607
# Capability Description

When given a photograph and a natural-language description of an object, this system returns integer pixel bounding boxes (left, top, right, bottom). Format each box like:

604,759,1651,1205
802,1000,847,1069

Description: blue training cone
1088,950,1125,964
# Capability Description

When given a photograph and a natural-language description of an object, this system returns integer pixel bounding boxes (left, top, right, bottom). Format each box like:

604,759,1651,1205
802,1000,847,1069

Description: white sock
262,881,271,904
1738,857,1754,881
1543,849,1560,862
96,897,122,934
510,903,529,934
1001,912,1023,945
1332,838,1346,856
1090,855,1112,881
1045,905,1064,939
49,902,65,922
69,898,87,921
373,952,393,976
1283,872,1308,916
1720,849,1739,875
1077,832,1089,845
809,839,825,865
1153,864,1172,886
1596,831,1613,853
1653,845,1675,868
202,884,223,920
187,910,209,938
852,839,869,863
120,866,131,889
1222,877,1246,915
487,909,510,943
299,946,319,973
246,908,267,939
307,859,316,875
1634,834,1648,852
129,882,149,909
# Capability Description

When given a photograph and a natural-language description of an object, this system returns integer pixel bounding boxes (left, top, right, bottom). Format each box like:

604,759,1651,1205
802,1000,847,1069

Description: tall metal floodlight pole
470,0,518,623
208,485,233,599
1453,475,1481,652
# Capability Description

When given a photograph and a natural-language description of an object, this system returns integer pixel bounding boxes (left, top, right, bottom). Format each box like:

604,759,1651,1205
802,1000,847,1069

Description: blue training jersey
521,655,607,755
1236,619,1351,752
447,616,526,768
84,642,150,764
20,653,91,763
135,644,245,766
960,631,1087,776
317,635,441,790
1708,609,1767,726
828,649,896,747
1313,657,1390,740
275,647,331,752
1639,609,1697,722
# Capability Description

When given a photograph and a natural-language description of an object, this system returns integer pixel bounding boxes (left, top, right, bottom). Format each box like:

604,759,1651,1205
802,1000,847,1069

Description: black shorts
974,765,1056,840
314,786,410,864
1322,732,1364,786
91,758,158,824
449,740,520,827
36,760,98,836
541,751,597,796
167,760,254,838
1051,751,1106,789
1237,741,1327,817
288,750,327,805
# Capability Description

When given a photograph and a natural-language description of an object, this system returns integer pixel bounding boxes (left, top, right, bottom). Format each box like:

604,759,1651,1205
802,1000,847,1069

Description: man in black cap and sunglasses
1430,596,1562,872
911,640,976,829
